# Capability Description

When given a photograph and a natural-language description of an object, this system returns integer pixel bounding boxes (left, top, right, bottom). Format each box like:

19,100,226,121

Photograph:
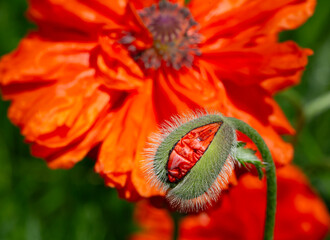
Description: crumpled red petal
189,0,315,43
201,40,312,90
95,80,161,200
30,105,113,168
0,34,95,87
28,0,124,38
0,34,121,168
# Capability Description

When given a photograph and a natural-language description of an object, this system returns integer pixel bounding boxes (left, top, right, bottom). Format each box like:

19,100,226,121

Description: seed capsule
144,112,237,212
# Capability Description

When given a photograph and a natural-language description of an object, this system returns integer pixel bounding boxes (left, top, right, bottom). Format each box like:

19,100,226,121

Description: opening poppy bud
144,112,237,212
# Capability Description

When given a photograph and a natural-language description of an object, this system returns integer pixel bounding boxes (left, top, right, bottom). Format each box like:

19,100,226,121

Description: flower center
121,1,201,70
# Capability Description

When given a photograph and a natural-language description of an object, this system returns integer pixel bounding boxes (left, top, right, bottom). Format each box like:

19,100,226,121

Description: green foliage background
0,0,329,239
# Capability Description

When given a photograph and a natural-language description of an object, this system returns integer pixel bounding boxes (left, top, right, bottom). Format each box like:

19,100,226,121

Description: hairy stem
228,117,277,240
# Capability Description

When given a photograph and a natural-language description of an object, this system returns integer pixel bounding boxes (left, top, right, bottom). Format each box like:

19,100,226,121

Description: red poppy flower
131,165,330,240
0,0,315,200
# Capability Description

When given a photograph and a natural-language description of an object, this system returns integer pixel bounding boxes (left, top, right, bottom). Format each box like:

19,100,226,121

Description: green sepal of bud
236,142,265,179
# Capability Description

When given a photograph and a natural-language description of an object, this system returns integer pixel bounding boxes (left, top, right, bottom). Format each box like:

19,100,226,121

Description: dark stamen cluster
120,0,201,70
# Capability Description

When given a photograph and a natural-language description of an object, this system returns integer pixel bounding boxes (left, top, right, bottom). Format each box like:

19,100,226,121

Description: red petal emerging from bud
167,122,222,183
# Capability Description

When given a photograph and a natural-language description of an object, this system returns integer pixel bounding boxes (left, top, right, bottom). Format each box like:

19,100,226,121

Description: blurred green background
0,0,329,239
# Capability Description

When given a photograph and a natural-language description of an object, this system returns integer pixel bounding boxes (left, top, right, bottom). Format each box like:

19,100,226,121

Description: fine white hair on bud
143,110,237,212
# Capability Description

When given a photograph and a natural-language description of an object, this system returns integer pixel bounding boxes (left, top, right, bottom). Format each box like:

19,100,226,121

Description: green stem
171,211,181,240
228,117,277,240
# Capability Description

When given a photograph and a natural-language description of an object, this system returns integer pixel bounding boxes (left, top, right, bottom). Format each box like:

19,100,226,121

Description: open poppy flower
0,0,315,200
131,165,330,240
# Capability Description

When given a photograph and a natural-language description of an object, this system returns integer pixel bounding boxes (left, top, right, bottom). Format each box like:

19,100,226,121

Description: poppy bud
144,112,237,212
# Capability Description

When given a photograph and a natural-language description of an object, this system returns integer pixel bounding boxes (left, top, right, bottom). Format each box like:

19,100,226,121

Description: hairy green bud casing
144,112,237,212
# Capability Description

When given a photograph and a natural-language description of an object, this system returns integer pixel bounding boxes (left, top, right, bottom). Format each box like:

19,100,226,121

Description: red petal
96,80,161,199
95,30,148,90
189,0,315,43
201,40,312,90
8,71,110,147
28,0,124,38
0,34,95,88
30,106,113,168
153,64,228,121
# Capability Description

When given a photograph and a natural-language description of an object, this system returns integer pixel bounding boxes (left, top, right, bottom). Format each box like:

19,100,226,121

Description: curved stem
227,117,277,240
